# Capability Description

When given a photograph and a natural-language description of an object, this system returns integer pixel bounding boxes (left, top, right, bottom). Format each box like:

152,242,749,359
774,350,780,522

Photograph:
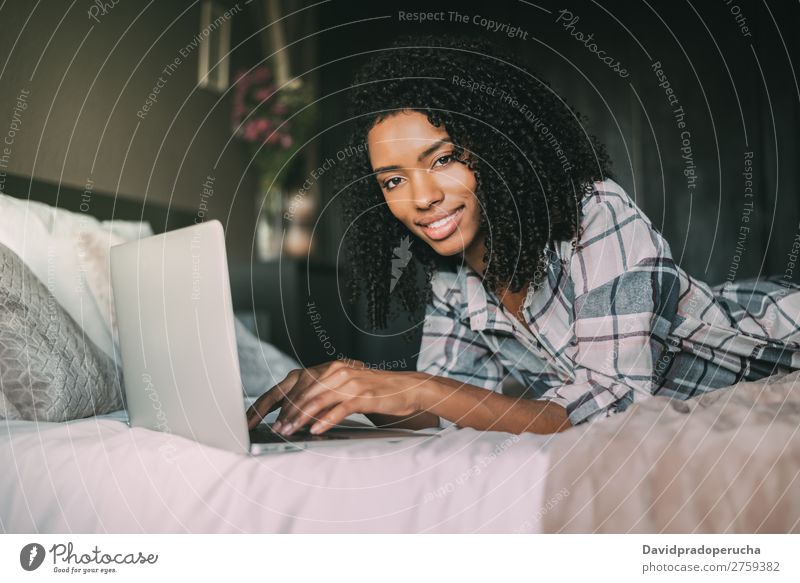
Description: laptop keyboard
249,423,351,444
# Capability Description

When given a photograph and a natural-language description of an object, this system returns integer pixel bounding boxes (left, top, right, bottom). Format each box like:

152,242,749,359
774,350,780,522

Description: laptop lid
110,220,251,455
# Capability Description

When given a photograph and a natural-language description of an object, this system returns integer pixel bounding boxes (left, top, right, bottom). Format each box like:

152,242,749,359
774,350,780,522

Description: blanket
541,370,800,532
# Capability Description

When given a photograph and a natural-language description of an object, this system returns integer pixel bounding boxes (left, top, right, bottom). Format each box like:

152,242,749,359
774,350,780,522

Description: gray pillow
234,317,299,397
0,242,124,421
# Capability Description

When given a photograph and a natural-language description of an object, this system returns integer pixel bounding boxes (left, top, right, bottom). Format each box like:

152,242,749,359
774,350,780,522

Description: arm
413,270,570,433
538,181,681,426
418,373,571,434
247,363,570,435
415,270,513,428
367,376,571,433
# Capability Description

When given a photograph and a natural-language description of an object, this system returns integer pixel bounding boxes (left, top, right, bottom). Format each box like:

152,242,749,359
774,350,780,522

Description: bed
1,175,799,533
541,369,800,533
0,405,554,533
3,372,799,533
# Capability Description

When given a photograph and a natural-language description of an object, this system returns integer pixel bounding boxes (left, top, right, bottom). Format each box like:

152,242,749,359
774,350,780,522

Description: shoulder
567,179,672,294
552,179,648,260
577,179,655,239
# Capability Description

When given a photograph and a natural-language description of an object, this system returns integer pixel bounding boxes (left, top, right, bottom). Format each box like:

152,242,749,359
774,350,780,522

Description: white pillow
0,192,153,361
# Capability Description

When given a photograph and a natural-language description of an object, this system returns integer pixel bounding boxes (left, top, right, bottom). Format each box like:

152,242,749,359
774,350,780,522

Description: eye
382,176,403,191
432,153,454,168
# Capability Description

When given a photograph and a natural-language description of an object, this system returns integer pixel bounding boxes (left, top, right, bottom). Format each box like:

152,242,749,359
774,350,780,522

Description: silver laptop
109,220,432,454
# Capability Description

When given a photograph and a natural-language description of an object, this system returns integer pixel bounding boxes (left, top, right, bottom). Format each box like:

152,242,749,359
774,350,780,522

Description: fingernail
282,422,295,434
272,421,282,432
309,423,321,434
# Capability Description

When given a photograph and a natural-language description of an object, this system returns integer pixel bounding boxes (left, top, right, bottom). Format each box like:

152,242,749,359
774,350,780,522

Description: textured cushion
0,242,124,421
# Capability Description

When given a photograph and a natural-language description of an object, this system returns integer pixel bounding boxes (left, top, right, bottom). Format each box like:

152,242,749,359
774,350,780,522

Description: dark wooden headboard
1,172,195,233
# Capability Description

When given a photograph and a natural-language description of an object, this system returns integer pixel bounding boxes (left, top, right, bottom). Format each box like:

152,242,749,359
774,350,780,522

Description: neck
462,231,488,277
461,232,530,298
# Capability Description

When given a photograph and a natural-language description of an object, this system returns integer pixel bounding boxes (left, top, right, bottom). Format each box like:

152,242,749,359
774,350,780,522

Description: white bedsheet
0,404,552,533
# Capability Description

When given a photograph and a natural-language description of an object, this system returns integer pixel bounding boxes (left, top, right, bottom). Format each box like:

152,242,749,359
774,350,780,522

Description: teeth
426,209,459,229
428,216,452,229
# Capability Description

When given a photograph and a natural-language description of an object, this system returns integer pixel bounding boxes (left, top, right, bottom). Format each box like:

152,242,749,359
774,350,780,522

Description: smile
420,206,465,240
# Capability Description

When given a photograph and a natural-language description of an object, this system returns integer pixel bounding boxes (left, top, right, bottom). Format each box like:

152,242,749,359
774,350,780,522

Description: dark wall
306,0,800,367
2,1,797,370
0,0,257,259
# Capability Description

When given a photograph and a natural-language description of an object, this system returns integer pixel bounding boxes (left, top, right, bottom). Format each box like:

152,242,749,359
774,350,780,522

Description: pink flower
243,122,260,142
230,64,308,147
255,119,273,141
254,87,275,102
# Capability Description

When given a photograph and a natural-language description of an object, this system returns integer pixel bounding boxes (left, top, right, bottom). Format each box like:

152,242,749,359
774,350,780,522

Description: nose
409,169,444,209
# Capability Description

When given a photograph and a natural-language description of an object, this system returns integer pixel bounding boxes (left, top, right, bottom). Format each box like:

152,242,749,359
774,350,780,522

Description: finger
317,402,338,419
281,403,337,432
247,395,281,429
271,367,323,425
309,399,364,434
246,371,300,429
279,365,362,432
280,392,345,435
275,366,350,431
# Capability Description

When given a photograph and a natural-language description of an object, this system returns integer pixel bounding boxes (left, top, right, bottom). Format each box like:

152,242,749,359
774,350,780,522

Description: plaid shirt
417,179,800,428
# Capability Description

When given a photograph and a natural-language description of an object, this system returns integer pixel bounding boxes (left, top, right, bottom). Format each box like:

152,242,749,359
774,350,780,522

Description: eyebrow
372,139,453,175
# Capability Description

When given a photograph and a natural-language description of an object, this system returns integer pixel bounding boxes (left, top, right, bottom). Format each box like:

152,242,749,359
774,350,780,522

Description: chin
429,242,463,257
428,231,477,257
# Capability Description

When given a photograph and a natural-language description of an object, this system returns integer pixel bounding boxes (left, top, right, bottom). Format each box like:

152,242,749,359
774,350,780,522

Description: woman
247,35,800,436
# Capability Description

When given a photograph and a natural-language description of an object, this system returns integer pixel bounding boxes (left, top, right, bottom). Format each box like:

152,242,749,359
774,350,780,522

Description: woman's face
367,110,483,259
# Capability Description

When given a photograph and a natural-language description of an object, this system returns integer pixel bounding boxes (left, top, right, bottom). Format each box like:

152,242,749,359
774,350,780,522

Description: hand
245,359,426,435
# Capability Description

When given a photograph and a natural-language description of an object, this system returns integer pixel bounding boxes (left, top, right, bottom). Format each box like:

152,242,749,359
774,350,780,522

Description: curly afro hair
337,34,613,336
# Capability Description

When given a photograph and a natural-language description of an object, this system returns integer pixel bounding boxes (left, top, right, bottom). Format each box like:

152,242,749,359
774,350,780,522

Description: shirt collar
457,242,562,334
459,265,517,335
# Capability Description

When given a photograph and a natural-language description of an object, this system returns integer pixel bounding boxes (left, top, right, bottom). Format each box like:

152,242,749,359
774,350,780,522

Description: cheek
383,197,412,224
462,200,480,228
437,164,477,193
464,191,483,228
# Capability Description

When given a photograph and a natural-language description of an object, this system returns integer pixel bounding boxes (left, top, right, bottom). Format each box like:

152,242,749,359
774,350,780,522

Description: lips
418,205,465,241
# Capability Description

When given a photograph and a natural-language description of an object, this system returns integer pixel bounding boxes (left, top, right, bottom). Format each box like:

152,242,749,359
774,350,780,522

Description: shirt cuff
438,416,458,430
543,383,636,426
